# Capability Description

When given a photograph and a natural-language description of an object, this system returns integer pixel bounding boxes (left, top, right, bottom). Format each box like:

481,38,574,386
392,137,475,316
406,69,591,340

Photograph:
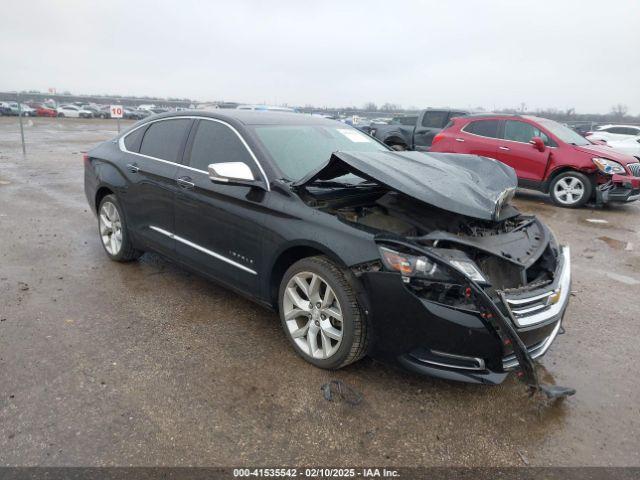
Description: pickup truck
370,109,468,151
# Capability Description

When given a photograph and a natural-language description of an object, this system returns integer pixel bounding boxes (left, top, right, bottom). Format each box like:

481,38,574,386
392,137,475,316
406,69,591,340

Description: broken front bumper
361,241,571,387
598,174,640,203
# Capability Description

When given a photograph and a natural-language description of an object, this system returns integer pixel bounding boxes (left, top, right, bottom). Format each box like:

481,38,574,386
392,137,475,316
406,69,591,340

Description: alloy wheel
553,176,585,205
283,271,343,359
99,201,123,255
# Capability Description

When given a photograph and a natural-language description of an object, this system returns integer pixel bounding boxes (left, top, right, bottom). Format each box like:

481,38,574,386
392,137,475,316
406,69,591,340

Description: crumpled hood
293,150,518,221
574,143,638,164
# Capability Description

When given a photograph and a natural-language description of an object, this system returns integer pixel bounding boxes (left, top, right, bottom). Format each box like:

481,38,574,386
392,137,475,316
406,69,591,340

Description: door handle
455,138,465,142
126,163,139,173
499,146,510,151
176,176,195,189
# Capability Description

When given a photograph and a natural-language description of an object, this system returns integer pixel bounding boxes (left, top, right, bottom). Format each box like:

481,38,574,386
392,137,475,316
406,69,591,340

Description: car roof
597,124,640,130
459,113,554,123
148,109,340,126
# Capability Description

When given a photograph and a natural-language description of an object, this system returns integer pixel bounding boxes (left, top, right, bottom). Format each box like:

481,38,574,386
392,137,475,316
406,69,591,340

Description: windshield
252,125,388,180
536,118,590,146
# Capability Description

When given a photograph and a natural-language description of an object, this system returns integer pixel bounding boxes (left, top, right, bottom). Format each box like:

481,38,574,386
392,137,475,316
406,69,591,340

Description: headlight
593,157,626,175
378,247,486,283
379,247,437,277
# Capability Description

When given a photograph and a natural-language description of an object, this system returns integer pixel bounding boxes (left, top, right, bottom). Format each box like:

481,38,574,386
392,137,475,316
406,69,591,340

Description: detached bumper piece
379,238,575,399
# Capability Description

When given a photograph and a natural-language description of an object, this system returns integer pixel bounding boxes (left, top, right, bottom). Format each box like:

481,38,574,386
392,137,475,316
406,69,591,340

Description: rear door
494,120,553,181
456,119,501,158
120,118,193,256
413,110,450,150
173,118,268,293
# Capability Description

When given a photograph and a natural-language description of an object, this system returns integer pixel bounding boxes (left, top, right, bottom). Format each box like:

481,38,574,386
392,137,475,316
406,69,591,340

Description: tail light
432,133,445,145
82,153,89,166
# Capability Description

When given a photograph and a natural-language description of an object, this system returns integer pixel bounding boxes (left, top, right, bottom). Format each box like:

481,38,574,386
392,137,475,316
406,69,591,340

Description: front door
174,118,268,293
494,120,552,181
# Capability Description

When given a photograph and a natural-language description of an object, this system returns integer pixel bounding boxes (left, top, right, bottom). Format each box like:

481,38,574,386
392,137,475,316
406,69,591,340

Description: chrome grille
504,290,557,326
628,163,640,177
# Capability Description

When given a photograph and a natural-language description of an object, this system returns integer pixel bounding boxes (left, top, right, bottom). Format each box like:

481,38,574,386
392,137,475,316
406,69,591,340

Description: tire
278,255,369,369
549,171,592,208
57,113,64,118
390,144,407,151
97,194,142,262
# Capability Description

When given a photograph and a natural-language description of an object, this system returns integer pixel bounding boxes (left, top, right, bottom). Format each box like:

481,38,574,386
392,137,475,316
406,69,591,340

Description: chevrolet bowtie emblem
548,288,561,306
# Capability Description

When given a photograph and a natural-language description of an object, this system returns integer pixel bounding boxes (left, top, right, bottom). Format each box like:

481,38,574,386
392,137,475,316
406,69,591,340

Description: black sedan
84,111,573,395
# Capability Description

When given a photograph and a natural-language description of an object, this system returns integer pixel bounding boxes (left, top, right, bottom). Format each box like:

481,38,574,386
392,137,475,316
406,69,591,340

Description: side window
463,120,500,138
421,111,448,128
503,120,557,146
188,120,254,173
139,119,191,162
123,127,146,153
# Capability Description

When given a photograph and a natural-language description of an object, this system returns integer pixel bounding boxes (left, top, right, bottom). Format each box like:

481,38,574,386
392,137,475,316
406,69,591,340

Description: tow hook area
380,238,576,402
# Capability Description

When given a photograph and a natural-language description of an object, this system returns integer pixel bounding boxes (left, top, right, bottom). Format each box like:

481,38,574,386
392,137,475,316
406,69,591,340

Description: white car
236,104,296,112
601,136,640,159
586,124,640,142
56,105,93,118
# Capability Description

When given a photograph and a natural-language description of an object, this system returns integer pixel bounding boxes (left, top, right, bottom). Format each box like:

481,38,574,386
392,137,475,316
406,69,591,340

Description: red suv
430,114,640,207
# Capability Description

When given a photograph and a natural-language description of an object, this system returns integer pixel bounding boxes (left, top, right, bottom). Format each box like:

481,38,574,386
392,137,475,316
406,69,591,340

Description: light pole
16,92,26,155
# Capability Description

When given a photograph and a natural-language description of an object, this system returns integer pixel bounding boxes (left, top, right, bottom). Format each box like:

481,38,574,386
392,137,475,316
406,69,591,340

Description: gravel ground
0,117,639,467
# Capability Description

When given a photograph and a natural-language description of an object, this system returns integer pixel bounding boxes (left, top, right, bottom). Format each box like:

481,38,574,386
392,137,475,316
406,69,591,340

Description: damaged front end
295,150,575,398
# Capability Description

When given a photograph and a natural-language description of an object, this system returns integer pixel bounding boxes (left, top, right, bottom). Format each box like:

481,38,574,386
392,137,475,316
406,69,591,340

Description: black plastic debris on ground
321,380,363,406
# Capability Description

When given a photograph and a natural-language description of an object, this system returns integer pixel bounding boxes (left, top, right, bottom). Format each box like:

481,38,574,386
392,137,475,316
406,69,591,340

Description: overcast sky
2,0,639,114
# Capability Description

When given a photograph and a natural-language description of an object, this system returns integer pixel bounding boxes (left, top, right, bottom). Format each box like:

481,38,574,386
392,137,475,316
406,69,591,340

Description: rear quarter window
123,127,146,153
463,120,500,138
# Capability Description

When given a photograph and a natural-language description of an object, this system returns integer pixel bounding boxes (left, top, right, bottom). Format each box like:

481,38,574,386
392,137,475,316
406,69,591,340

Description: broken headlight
593,157,626,175
378,247,486,283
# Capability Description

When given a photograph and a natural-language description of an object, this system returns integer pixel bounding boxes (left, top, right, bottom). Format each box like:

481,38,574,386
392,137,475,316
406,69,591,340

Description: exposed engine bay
301,186,558,292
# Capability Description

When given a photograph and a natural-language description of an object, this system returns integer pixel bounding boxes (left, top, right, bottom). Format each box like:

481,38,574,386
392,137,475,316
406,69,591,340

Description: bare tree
362,102,378,112
610,104,628,120
380,103,401,112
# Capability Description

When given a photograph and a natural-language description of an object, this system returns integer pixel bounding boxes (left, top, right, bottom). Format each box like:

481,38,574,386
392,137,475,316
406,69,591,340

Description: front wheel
278,256,369,369
98,194,142,262
549,171,592,208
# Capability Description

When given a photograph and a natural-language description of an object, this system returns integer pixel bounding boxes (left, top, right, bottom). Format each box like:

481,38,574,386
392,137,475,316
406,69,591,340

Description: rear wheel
98,194,142,262
278,256,369,369
389,143,407,151
57,113,64,117
549,171,592,208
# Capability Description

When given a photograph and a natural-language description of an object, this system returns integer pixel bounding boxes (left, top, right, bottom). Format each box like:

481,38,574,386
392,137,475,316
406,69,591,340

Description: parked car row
365,109,640,208
0,100,174,119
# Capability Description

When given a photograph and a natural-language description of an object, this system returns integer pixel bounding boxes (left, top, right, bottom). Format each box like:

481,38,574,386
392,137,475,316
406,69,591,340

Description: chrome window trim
500,120,557,148
460,121,501,140
149,226,257,275
461,120,557,148
118,115,271,191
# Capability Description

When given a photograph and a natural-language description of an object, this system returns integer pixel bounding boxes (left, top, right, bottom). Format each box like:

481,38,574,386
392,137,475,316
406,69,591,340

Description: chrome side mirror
208,162,255,183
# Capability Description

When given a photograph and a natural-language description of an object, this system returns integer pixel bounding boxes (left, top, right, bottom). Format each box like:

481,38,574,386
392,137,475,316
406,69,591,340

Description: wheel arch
95,186,114,212
267,242,349,309
543,166,595,193
383,135,409,148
